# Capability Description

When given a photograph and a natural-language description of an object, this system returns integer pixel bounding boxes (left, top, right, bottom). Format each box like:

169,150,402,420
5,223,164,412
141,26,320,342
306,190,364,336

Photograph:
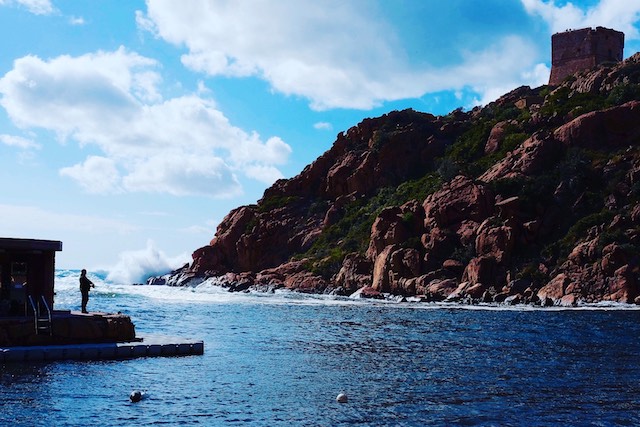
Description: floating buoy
336,393,348,403
130,390,145,402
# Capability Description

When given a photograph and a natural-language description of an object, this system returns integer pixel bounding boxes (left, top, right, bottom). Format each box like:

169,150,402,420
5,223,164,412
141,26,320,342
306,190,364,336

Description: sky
0,0,639,283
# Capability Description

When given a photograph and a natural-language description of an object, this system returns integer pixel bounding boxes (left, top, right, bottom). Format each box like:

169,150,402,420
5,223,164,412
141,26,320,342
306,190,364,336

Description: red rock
190,245,227,276
334,253,373,293
283,272,327,293
474,220,516,263
410,275,431,296
560,294,578,307
485,121,509,154
495,196,520,220
522,220,541,243
367,207,411,260
442,259,465,273
465,283,488,299
567,238,599,265
537,274,569,304
480,133,562,182
354,286,384,299
426,278,459,300
170,57,640,305
456,220,481,246
608,265,638,303
631,203,640,224
600,244,627,274
371,245,396,293
424,175,494,227
421,226,457,268
462,256,498,286
553,101,640,149
372,246,422,295
367,201,425,260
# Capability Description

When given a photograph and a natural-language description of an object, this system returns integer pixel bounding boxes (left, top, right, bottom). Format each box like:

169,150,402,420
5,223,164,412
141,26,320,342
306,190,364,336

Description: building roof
0,238,62,252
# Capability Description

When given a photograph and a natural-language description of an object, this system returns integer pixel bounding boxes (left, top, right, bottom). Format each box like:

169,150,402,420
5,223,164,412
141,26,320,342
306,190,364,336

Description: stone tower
549,26,624,86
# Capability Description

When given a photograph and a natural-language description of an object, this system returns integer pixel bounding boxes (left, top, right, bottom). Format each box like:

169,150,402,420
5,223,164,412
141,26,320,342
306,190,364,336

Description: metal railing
27,295,52,336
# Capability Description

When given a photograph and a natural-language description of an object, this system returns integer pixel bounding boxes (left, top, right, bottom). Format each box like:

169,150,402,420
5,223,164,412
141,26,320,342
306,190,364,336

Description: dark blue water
2,272,640,426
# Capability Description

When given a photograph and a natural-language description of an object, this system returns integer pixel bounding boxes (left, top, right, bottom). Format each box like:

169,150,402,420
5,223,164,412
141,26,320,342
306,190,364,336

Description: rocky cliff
154,53,640,306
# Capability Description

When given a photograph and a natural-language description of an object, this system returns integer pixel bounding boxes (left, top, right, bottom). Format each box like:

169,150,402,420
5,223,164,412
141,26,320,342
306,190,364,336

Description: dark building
0,237,142,349
549,26,624,86
0,238,62,317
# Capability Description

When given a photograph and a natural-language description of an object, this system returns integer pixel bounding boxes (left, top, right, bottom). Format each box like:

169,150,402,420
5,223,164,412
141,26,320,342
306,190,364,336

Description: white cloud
135,9,156,34
139,0,412,110
138,0,552,110
122,153,242,197
69,16,85,26
314,122,333,131
0,48,291,197
196,80,210,95
59,156,122,194
0,133,40,149
522,0,640,39
419,36,550,106
472,61,550,106
244,165,285,184
181,224,213,235
0,0,54,15
0,203,137,235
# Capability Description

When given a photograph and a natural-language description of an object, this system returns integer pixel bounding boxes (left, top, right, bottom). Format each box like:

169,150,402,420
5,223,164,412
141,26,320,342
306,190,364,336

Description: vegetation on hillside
285,65,640,281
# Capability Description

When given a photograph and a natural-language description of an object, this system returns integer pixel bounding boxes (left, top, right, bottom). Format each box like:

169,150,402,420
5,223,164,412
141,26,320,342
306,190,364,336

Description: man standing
79,269,95,313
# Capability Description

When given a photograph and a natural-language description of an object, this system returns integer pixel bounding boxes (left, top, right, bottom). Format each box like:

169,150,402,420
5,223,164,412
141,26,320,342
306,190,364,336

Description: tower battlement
549,26,624,86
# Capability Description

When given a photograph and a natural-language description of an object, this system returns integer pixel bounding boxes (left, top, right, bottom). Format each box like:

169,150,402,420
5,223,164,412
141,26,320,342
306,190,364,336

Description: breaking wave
103,240,189,285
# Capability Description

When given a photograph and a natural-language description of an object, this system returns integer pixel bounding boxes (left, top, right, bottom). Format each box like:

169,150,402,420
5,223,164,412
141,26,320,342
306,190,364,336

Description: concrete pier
0,335,204,363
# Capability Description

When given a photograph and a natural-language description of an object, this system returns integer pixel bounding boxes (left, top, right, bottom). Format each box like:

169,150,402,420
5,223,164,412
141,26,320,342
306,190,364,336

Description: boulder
537,274,569,304
462,256,498,287
554,101,640,149
372,246,422,295
422,226,458,269
607,265,639,303
485,121,510,155
480,133,562,182
351,286,384,299
474,219,516,263
367,203,424,260
371,245,396,293
423,175,494,227
334,253,373,293
426,278,460,301
465,283,488,299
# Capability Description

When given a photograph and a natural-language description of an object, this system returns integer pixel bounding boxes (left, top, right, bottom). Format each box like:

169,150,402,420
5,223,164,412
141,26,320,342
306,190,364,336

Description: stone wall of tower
549,26,624,86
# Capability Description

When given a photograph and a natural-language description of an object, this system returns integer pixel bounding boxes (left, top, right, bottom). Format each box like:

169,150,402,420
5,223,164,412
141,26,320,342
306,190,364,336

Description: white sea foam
104,240,189,285
53,269,640,311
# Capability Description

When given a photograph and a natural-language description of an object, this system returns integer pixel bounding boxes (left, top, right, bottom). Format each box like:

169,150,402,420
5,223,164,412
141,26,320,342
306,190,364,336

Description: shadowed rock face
166,53,640,305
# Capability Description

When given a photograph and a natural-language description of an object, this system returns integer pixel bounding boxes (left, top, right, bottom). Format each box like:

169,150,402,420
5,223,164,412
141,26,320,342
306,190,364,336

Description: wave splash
104,240,188,285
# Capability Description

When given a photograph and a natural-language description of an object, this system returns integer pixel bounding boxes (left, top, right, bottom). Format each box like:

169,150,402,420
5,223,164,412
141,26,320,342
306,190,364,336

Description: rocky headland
150,53,640,306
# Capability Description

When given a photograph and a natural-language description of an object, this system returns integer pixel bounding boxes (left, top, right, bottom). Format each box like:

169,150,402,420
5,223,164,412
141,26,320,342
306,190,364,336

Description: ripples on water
2,271,640,426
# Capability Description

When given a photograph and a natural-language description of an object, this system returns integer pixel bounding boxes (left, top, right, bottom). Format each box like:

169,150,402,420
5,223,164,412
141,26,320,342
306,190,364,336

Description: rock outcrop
153,53,640,306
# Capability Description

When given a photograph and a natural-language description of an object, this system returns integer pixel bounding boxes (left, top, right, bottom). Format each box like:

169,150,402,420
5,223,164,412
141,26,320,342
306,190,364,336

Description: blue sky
0,0,639,283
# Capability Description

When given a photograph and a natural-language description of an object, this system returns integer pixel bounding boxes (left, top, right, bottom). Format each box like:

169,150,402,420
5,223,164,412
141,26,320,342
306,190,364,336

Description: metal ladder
28,295,52,336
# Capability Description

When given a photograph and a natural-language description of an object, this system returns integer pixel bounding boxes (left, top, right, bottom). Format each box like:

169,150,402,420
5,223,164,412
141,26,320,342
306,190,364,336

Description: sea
2,269,640,426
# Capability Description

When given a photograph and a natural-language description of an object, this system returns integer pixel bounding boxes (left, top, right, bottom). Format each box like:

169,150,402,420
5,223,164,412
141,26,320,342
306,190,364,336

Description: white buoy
336,393,348,403
130,390,145,402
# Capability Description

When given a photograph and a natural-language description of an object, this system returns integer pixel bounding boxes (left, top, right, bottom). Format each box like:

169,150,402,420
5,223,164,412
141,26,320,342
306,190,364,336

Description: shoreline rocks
151,55,640,307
